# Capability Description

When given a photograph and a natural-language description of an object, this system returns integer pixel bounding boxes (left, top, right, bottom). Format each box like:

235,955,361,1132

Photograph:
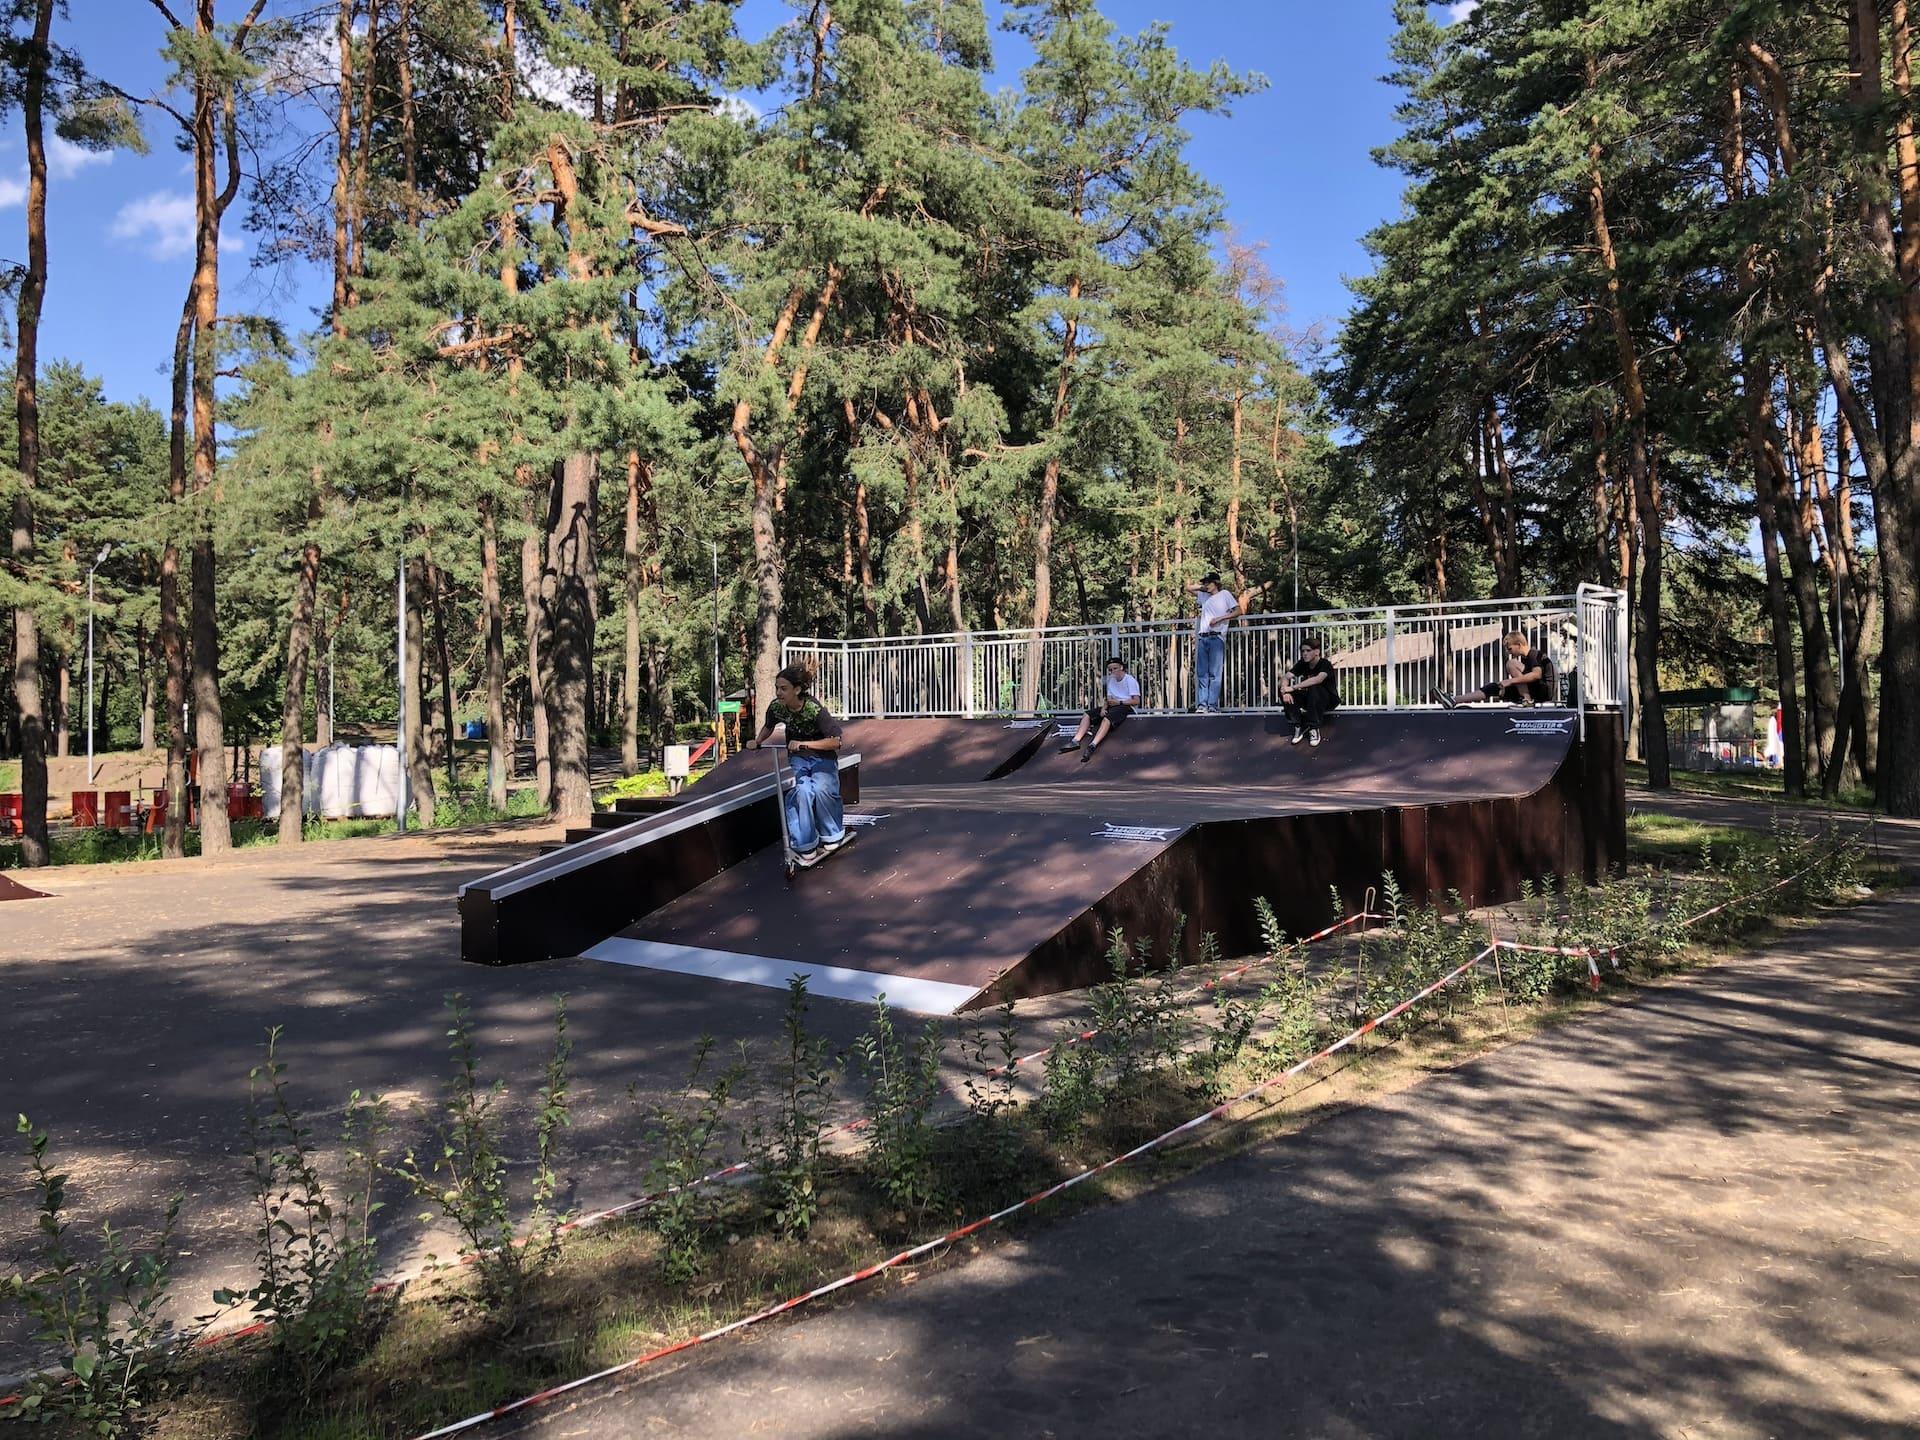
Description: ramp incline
540,709,1623,1014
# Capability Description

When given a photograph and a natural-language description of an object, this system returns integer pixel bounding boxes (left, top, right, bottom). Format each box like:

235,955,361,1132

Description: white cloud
0,173,23,209
49,135,110,181
110,191,196,259
1445,1,1480,20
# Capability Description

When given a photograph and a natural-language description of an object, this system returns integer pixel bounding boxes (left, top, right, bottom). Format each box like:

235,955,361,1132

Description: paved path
504,815,1920,1439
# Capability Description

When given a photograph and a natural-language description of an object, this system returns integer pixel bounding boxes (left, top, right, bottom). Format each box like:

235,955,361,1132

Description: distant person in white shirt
1190,572,1238,711
1059,655,1141,763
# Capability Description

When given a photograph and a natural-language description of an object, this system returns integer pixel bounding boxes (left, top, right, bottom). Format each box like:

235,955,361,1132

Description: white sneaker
822,831,854,854
1309,729,1322,747
1290,727,1305,745
792,846,824,868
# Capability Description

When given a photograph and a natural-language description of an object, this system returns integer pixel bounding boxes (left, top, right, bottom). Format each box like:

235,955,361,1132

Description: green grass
1629,760,1876,811
0,759,18,792
596,769,675,804
1626,811,1750,866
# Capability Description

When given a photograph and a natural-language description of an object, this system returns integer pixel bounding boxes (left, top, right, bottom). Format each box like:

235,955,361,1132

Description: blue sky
10,0,1446,412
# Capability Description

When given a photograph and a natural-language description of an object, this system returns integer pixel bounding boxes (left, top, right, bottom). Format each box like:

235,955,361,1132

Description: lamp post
86,544,111,784
710,540,722,728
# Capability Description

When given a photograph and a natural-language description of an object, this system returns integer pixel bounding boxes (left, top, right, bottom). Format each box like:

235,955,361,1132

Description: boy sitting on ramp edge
1431,631,1556,708
1281,635,1338,747
1059,655,1140,763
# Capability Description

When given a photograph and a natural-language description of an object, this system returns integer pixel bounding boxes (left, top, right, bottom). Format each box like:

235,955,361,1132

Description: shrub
386,994,572,1311
214,1031,387,1394
748,976,836,1240
3,1116,186,1434
852,998,945,1216
645,1037,746,1284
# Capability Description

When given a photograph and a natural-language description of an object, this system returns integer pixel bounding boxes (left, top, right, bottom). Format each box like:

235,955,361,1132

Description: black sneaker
1081,744,1096,764
1058,741,1082,754
1428,686,1457,710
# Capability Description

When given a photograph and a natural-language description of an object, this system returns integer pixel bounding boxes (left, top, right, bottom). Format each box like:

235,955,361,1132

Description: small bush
853,999,945,1217
748,977,836,1240
214,1031,388,1394
3,1116,186,1434
645,1037,746,1284
386,994,572,1312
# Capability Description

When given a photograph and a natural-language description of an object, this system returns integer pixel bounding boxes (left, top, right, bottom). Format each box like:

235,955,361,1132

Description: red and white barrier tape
408,945,1498,1440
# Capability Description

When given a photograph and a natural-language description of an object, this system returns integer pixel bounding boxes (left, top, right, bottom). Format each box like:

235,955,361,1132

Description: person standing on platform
753,662,850,868
1190,572,1239,711
1059,655,1141,763
1281,636,1339,747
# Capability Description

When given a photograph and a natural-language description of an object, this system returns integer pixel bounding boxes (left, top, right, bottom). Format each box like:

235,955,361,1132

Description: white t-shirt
1105,672,1141,706
1196,588,1238,636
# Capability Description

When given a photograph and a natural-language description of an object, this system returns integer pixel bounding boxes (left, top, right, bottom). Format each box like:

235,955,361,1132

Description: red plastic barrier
103,791,132,828
0,793,20,838
227,783,250,821
71,791,99,827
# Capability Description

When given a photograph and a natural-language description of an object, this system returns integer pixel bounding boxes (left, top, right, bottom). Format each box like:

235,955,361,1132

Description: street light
85,543,110,785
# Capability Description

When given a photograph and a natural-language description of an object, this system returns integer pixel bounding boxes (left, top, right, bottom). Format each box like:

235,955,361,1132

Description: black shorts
1480,679,1552,703
1087,701,1134,728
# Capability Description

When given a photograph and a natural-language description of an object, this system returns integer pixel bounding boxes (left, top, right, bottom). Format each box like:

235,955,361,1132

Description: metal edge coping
457,751,862,902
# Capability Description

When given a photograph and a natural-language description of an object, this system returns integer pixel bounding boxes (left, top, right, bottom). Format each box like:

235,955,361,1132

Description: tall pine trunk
482,502,507,810
161,282,194,858
543,453,598,823
6,0,53,864
520,518,551,807
403,554,436,826
622,451,643,775
278,537,320,840
1585,73,1668,785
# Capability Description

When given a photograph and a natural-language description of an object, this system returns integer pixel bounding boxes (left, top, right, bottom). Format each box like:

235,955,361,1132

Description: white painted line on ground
579,936,978,1015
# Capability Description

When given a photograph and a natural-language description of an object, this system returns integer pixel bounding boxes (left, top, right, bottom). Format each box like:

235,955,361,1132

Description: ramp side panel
460,798,781,965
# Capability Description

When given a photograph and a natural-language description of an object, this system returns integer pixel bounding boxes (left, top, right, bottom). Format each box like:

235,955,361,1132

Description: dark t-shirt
764,695,843,745
1289,656,1339,704
1509,649,1554,701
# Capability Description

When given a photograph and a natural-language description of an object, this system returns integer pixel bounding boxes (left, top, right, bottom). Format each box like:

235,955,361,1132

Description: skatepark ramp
460,710,1625,1017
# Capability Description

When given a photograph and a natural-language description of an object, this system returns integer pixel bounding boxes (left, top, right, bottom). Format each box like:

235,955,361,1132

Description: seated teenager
1280,636,1338,746
1060,656,1140,763
1431,632,1555,707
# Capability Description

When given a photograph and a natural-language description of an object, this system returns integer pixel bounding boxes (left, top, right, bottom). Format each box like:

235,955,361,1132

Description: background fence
784,586,1629,723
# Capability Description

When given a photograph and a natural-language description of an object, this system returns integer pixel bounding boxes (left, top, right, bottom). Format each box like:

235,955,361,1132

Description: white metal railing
785,589,1629,730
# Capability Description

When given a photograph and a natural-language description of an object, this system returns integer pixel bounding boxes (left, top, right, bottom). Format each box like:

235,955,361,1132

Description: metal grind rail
786,586,1628,736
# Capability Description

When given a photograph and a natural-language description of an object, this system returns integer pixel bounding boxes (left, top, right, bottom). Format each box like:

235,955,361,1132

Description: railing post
1575,598,1587,744
1384,607,1397,709
961,632,975,717
841,644,852,717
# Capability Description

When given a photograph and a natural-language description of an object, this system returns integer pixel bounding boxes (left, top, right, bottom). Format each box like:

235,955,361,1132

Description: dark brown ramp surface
584,805,1178,1013
682,717,1047,798
0,872,47,902
1012,708,1574,800
582,710,1595,1012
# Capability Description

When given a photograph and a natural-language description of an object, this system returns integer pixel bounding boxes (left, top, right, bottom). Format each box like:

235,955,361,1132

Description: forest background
2,0,1916,869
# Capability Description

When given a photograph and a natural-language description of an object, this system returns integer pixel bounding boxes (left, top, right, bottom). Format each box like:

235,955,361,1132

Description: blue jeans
1195,633,1225,709
785,752,845,853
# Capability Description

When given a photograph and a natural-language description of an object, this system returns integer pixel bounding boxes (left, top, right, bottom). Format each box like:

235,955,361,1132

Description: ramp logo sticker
1093,822,1180,844
1507,715,1574,737
842,812,888,828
